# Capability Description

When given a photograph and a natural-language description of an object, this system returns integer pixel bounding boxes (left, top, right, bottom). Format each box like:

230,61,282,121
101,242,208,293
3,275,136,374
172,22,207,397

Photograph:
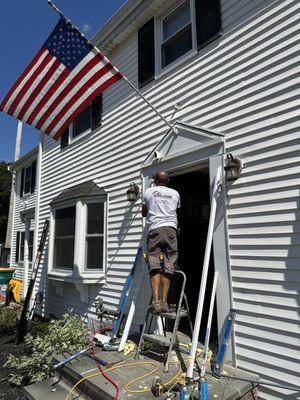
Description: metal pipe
187,167,222,378
200,271,218,378
122,76,175,131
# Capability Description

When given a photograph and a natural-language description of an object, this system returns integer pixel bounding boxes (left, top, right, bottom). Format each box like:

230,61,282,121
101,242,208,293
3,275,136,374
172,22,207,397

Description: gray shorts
147,226,178,275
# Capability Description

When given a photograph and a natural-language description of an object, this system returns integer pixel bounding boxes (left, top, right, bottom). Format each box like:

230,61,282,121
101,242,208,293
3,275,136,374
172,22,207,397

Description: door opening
169,168,218,346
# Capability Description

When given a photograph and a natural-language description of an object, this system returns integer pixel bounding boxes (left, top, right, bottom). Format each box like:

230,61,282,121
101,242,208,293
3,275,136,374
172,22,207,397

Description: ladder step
143,333,194,354
143,333,171,347
160,309,188,319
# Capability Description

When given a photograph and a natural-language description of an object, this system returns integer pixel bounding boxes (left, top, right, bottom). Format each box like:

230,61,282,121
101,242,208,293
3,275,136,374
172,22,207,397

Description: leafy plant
0,304,18,335
5,311,89,386
27,319,51,339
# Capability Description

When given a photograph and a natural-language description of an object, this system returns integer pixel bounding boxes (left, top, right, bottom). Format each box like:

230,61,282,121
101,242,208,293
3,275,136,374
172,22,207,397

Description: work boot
160,301,169,313
148,301,161,314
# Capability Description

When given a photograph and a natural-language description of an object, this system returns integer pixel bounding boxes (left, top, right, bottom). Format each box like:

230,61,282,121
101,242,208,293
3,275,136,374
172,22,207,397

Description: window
15,232,25,262
73,105,92,139
20,161,37,197
53,206,76,269
161,1,193,68
85,203,104,270
61,94,103,149
48,181,107,282
138,0,222,86
15,230,33,263
28,231,34,262
24,165,32,194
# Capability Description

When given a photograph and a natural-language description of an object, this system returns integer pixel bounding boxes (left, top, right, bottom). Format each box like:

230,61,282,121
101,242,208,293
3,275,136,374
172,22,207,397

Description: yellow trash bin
8,278,22,303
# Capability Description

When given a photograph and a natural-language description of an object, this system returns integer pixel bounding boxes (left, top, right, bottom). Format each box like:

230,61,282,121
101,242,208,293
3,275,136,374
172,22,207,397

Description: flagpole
47,0,176,132
121,76,175,131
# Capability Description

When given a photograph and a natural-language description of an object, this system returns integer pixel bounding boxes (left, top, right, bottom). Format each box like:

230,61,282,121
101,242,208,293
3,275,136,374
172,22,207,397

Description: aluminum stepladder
135,261,194,373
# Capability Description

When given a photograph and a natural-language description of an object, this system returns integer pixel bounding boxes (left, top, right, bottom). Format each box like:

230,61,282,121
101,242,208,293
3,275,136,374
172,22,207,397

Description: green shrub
27,319,51,338
5,311,89,386
0,305,18,335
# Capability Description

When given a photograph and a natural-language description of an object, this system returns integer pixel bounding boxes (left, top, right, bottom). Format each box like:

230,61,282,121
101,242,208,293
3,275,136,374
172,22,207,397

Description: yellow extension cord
65,361,158,400
65,345,210,399
65,360,183,399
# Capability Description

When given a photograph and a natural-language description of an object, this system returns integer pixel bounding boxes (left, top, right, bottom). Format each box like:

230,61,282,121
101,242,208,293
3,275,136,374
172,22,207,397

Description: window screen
161,1,192,68
85,203,104,270
53,206,76,269
73,105,91,138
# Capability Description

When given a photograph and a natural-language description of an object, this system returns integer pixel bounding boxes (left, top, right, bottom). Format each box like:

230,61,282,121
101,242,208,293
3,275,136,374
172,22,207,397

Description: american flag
0,17,123,140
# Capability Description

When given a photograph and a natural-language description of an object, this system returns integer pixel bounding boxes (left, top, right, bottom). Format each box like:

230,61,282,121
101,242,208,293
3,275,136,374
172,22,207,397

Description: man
142,171,180,314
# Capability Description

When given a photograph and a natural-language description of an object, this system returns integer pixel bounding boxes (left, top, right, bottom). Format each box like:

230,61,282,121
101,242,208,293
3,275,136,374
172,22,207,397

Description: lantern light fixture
224,153,243,181
126,182,140,202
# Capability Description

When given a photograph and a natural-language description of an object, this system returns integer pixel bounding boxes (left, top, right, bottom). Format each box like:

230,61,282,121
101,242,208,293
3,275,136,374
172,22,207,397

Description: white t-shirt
143,186,180,232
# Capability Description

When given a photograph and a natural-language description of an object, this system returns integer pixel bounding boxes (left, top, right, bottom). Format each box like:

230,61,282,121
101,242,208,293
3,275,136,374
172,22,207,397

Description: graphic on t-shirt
152,191,172,200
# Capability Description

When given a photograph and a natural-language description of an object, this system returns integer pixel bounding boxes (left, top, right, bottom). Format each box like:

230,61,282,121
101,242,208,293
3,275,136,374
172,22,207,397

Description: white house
11,0,299,399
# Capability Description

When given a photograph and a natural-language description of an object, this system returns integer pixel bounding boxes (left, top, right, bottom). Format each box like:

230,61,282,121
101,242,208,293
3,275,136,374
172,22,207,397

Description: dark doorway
169,168,218,345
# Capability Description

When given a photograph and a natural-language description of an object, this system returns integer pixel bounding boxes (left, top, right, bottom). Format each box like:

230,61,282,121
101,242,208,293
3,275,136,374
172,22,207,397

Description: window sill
48,270,106,285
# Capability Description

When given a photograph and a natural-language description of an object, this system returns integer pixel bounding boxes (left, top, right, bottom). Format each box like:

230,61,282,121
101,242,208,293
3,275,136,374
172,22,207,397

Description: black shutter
31,161,37,193
15,232,20,262
91,94,103,130
195,0,222,50
138,18,155,87
60,128,69,149
20,168,25,198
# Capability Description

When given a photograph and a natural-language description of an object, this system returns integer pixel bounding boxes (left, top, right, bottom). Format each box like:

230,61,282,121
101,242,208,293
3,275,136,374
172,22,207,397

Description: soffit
92,0,180,54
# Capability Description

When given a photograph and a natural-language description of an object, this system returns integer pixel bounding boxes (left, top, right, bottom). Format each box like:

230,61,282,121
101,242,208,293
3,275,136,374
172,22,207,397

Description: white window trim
155,0,197,77
48,196,107,284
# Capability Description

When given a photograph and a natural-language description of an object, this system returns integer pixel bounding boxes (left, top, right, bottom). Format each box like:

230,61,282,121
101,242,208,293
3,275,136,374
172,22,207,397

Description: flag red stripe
53,73,123,140
27,68,70,126
36,53,104,130
8,52,54,116
0,49,45,112
45,63,114,135
18,59,61,121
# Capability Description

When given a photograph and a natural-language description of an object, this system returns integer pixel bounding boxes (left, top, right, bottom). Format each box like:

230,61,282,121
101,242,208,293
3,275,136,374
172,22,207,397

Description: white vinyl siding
32,1,299,399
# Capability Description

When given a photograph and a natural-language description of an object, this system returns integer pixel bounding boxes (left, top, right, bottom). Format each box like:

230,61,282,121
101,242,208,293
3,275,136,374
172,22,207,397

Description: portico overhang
142,121,224,174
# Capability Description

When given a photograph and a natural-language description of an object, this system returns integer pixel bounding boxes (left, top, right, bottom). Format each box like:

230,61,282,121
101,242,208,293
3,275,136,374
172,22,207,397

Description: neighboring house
12,0,299,399
10,147,38,295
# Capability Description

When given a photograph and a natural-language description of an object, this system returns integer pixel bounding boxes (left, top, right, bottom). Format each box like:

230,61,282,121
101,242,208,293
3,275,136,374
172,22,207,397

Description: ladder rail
135,268,194,374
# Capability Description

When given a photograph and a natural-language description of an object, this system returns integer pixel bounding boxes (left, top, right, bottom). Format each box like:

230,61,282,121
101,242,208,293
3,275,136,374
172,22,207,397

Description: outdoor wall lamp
224,153,243,181
126,182,140,202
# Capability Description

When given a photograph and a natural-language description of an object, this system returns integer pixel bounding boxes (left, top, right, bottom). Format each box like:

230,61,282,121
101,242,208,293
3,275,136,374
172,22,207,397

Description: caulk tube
187,167,221,378
199,378,208,400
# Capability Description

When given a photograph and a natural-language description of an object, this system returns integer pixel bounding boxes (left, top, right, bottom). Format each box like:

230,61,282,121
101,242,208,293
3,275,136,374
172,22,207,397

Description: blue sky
0,0,126,162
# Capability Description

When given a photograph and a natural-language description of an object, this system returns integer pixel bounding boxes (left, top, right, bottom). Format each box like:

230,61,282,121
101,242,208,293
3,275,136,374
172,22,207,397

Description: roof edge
11,146,38,170
91,0,151,49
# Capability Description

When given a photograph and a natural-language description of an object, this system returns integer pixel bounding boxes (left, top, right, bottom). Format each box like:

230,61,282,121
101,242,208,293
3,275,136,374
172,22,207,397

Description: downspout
6,121,22,261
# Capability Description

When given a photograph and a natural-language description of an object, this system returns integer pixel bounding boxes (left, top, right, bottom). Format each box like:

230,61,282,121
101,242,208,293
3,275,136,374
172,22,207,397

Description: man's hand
142,203,148,217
